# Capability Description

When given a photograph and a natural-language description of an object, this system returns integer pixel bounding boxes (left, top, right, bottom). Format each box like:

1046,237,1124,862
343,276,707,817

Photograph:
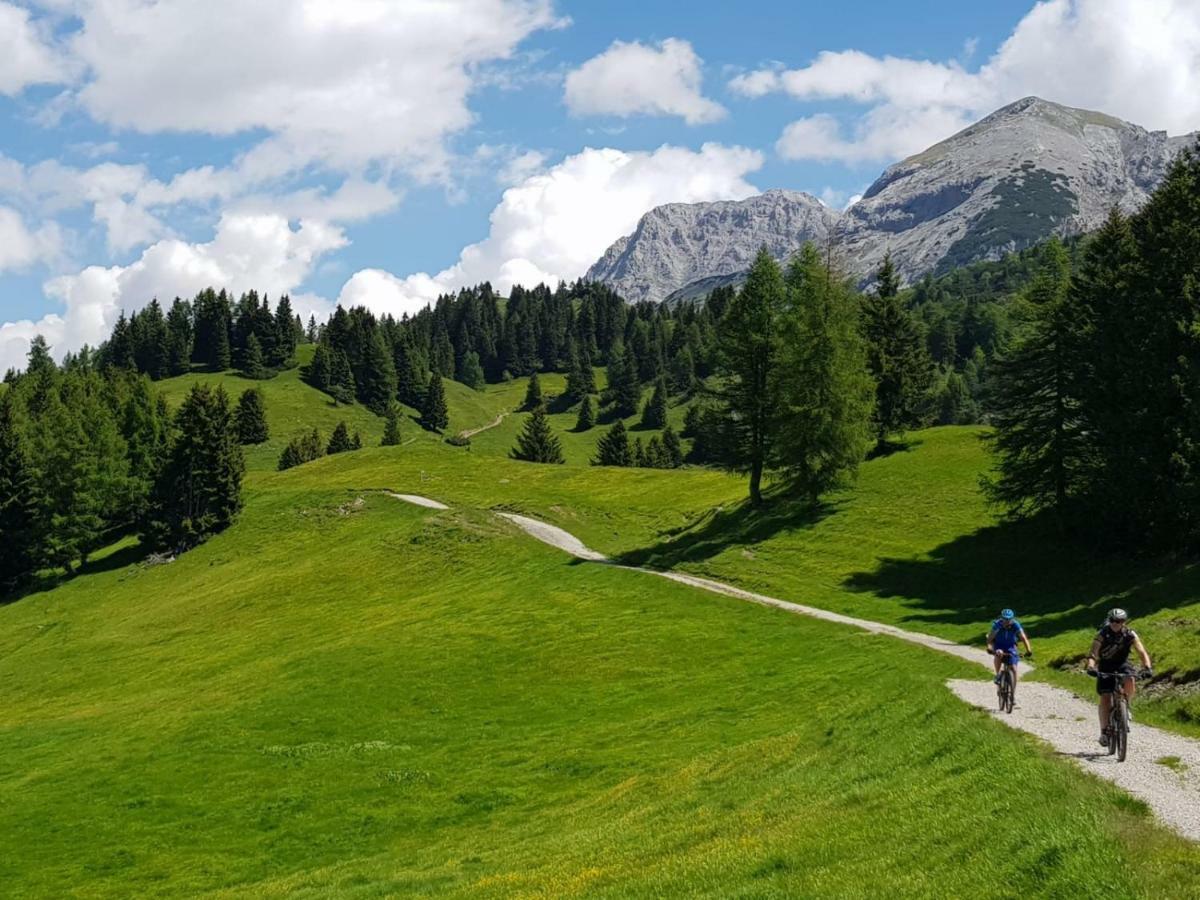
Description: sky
1,0,1200,371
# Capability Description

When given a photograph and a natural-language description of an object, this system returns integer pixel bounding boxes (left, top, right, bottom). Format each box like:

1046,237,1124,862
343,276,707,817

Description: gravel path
457,412,508,441
387,493,449,510
393,494,1200,841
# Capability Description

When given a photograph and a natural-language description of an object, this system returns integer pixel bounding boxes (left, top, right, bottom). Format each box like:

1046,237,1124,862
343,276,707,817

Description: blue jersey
990,619,1024,651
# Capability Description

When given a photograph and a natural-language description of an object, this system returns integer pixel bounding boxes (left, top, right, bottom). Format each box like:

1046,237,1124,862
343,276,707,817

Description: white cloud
565,38,726,125
0,1,65,95
69,0,562,179
734,0,1200,164
0,214,345,372
0,206,63,272
337,142,762,317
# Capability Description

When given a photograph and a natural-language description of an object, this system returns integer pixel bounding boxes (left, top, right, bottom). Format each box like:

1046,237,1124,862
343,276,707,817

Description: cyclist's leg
1098,687,1112,733
1010,653,1019,686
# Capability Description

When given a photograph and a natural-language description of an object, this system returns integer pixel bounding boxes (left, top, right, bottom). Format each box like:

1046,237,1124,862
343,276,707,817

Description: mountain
587,97,1197,302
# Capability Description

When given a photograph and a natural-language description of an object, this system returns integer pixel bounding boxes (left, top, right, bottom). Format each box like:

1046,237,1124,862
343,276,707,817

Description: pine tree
862,253,934,448
308,343,333,391
419,373,449,432
641,376,668,429
0,392,43,592
278,429,324,471
107,313,136,371
272,295,298,368
575,395,596,432
983,238,1084,521
327,421,355,454
352,431,363,450
239,333,267,379
592,419,632,467
166,298,193,375
381,403,402,446
306,315,318,343
632,437,648,468
670,345,696,395
682,403,701,438
357,331,398,415
772,244,874,502
565,340,594,402
234,388,269,444
662,424,684,468
143,384,243,551
459,351,486,391
611,343,642,418
717,247,784,504
120,376,170,521
329,349,356,405
510,405,565,464
395,334,427,410
523,372,543,410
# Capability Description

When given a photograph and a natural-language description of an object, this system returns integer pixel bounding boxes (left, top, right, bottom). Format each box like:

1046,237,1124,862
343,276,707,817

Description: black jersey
1094,625,1138,671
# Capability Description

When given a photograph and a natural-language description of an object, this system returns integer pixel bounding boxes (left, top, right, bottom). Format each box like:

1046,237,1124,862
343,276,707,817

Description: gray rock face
587,97,1197,301
586,190,839,304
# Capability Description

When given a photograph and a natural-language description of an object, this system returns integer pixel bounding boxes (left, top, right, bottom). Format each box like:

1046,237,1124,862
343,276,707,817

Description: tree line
0,342,262,594
985,142,1200,553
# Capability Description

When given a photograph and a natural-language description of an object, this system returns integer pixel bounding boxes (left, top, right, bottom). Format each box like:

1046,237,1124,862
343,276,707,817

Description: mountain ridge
587,97,1198,302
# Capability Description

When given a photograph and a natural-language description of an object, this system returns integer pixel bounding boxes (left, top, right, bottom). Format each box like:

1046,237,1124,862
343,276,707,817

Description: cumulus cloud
733,0,1200,164
338,143,762,318
565,38,726,125
0,1,65,95
69,0,562,179
0,206,63,272
0,214,344,371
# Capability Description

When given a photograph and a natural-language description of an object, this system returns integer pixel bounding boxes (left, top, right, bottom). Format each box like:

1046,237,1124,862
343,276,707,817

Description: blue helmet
1000,608,1016,621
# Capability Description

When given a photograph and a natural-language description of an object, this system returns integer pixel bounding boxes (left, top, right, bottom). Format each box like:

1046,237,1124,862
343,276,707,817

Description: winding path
456,412,509,441
393,493,1200,841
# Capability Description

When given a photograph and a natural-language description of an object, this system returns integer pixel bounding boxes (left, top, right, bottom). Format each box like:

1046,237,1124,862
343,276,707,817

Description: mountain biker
1086,608,1153,747
986,608,1033,688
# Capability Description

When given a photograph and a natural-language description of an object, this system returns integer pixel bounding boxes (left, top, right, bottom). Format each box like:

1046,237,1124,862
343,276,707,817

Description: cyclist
1085,608,1153,747
986,608,1033,687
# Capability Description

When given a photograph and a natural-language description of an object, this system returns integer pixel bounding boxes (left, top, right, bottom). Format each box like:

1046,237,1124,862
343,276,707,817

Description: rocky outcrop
587,97,1197,300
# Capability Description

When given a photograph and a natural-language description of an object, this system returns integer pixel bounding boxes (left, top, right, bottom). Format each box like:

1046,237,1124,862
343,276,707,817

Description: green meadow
4,365,1200,895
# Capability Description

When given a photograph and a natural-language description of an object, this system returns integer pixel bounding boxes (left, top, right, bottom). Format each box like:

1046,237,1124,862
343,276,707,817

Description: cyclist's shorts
1096,663,1136,695
997,649,1020,666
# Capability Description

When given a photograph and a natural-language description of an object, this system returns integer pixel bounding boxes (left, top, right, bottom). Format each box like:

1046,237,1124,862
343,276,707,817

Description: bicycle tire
1008,669,1017,713
1115,697,1129,762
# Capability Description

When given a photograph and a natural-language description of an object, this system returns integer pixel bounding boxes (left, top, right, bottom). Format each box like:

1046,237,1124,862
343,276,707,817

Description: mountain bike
1089,668,1148,763
991,649,1018,714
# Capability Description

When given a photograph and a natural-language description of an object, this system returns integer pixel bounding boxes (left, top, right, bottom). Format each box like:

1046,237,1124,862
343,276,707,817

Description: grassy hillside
2,454,1198,896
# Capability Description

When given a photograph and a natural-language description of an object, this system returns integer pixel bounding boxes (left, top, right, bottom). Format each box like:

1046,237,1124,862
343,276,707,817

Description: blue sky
1,0,1198,370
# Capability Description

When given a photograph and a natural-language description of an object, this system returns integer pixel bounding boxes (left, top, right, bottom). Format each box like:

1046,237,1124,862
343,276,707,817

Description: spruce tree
670,345,696,395
510,405,565,464
107,313,136,371
662,424,684,468
459,351,486,390
592,419,632,467
235,388,269,444
306,315,318,343
862,253,934,448
381,403,402,446
523,372,543,410
278,429,324,471
633,437,648,468
166,298,193,375
682,403,701,438
329,350,356,405
0,392,43,592
641,376,668,429
565,341,594,402
272,295,298,368
644,435,667,468
983,238,1084,521
575,395,596,431
327,421,355,454
144,384,243,551
611,343,642,418
772,244,875,502
717,247,784,504
239,333,267,379
212,312,232,372
120,376,170,521
357,331,398,415
420,373,449,432
307,343,332,391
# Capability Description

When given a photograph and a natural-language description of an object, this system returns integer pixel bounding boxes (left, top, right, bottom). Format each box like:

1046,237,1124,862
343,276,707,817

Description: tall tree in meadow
575,395,596,432
166,298,193,376
861,253,933,449
592,418,632,467
327,421,355,455
239,333,267,380
640,376,668,430
772,244,874,501
717,247,784,504
272,295,298,368
510,405,565,464
357,330,398,415
983,238,1085,522
420,373,449,432
145,384,244,551
523,372,543,410
611,343,642,418
381,403,402,446
459,350,486,391
234,388,269,445
0,392,43,592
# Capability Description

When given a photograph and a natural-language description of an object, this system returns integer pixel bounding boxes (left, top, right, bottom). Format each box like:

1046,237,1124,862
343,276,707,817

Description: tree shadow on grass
615,490,837,570
866,437,923,460
843,513,1200,643
2,541,146,607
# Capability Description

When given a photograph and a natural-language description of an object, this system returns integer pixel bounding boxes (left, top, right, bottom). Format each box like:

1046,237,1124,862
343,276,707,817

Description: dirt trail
392,493,1200,841
457,412,508,441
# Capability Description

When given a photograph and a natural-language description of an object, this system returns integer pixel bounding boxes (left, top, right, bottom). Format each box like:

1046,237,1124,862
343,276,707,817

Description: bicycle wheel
1008,670,1017,713
1115,697,1129,762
